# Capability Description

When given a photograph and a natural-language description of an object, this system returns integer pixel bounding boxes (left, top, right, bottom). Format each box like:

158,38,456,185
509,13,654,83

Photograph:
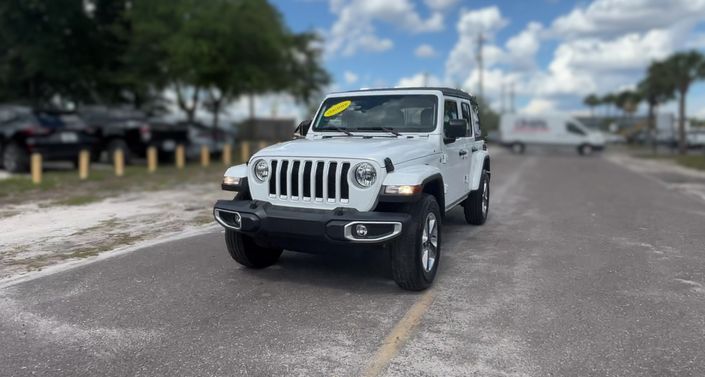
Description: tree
660,50,705,154
615,90,641,118
0,0,130,107
583,94,600,118
638,61,675,151
601,93,616,118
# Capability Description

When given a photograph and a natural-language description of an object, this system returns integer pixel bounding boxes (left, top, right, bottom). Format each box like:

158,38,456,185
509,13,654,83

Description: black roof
333,87,476,101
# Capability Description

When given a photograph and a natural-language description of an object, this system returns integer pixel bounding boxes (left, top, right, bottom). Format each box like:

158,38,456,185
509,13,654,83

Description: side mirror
294,119,312,139
445,119,467,141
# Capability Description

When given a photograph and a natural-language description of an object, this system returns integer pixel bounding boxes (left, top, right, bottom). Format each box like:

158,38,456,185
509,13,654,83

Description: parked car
185,121,235,160
0,105,95,172
78,107,189,164
499,113,606,155
213,87,491,291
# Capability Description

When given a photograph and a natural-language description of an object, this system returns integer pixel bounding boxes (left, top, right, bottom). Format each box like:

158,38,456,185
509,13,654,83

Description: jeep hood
254,138,437,165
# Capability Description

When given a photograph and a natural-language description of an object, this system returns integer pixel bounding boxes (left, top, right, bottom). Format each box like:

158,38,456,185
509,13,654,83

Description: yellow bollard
147,146,158,173
114,149,124,177
200,145,210,167
240,142,250,163
31,153,42,185
258,140,267,151
175,145,185,169
78,150,90,180
222,143,232,166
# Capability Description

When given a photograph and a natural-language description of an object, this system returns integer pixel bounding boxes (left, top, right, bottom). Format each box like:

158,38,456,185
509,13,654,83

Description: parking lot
1,149,704,377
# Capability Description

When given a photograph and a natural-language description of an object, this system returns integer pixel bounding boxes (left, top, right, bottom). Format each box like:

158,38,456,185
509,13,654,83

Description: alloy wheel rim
421,212,438,272
482,180,489,216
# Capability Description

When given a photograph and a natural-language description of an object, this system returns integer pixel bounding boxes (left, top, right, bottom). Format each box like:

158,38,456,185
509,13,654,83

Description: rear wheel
463,170,490,225
2,142,29,173
390,194,441,291
511,142,525,154
578,144,593,156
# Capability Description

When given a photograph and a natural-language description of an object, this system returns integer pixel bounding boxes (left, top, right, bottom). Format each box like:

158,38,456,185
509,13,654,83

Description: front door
442,99,470,208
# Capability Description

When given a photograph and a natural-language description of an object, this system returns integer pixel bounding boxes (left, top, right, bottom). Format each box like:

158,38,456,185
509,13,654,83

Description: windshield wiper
321,126,354,136
359,127,400,136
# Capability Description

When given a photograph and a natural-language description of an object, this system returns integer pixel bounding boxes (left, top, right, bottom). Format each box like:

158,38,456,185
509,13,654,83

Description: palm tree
638,61,675,152
583,94,600,118
602,93,616,118
661,50,705,154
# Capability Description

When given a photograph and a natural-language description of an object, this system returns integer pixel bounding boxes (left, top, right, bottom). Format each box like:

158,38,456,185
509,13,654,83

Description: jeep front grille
267,159,351,203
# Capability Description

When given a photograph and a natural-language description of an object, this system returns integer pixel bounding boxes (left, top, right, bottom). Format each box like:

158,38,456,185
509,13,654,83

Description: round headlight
254,159,270,182
353,162,377,188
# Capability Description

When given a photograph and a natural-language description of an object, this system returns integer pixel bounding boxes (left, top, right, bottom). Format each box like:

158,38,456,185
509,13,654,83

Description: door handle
459,149,468,157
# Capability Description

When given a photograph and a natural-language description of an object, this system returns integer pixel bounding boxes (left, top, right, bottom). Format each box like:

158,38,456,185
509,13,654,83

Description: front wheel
463,170,489,225
390,194,441,291
224,230,283,268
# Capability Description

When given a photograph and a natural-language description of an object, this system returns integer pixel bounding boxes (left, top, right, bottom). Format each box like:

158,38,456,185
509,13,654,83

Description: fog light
355,224,368,237
232,212,242,228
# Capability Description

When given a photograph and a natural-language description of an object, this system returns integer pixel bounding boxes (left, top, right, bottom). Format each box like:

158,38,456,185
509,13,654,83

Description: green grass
633,152,705,171
675,155,705,171
54,194,101,206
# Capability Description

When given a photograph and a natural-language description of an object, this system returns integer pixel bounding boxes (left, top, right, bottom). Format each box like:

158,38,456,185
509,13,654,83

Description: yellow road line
362,289,435,377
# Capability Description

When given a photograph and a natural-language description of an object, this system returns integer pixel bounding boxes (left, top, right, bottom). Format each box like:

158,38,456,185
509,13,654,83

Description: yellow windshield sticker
323,100,351,117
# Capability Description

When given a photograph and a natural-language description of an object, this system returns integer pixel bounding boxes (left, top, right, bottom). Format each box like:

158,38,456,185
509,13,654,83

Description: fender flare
469,151,490,191
224,164,248,178
379,165,445,211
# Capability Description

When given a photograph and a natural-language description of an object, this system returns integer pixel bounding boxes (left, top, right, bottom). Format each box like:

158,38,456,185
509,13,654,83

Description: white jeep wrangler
213,87,490,290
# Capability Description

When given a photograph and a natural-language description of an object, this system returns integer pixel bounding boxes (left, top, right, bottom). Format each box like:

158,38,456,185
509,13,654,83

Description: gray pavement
1,150,705,376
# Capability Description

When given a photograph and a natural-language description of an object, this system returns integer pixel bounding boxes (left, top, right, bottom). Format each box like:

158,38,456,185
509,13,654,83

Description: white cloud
550,0,705,38
414,43,437,58
520,98,556,115
445,6,509,81
424,0,459,11
505,22,543,70
396,72,442,87
343,70,359,84
326,0,444,57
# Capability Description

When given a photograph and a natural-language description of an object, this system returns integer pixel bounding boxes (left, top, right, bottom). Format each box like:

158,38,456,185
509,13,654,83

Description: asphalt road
2,149,705,377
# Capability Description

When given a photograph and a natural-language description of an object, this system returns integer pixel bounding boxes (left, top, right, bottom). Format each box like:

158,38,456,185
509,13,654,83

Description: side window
444,100,459,135
566,122,586,136
461,102,472,137
471,102,481,137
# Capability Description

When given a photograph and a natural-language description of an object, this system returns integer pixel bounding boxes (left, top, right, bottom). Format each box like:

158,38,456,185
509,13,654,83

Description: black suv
79,107,189,164
0,106,95,173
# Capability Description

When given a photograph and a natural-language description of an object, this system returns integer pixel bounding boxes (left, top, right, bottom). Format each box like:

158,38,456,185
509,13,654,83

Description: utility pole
476,33,484,100
509,82,515,113
422,72,429,87
500,83,506,114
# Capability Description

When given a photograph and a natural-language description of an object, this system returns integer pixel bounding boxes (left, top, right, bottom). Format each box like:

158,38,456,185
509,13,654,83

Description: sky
255,0,705,121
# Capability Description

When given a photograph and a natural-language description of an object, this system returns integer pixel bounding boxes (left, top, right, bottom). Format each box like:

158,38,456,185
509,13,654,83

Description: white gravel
0,184,231,280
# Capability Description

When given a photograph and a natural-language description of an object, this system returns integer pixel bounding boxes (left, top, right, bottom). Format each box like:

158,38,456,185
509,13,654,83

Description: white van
499,113,606,155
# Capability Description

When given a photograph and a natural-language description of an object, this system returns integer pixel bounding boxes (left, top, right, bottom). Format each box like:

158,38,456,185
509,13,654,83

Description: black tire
463,170,490,225
224,230,283,268
2,142,29,173
578,144,593,156
390,194,441,291
107,139,131,165
511,142,525,154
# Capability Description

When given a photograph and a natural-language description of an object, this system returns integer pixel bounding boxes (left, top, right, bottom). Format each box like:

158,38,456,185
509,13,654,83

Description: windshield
313,94,438,133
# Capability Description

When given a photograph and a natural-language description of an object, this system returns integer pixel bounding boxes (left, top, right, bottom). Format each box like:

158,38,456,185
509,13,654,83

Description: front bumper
213,200,411,247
